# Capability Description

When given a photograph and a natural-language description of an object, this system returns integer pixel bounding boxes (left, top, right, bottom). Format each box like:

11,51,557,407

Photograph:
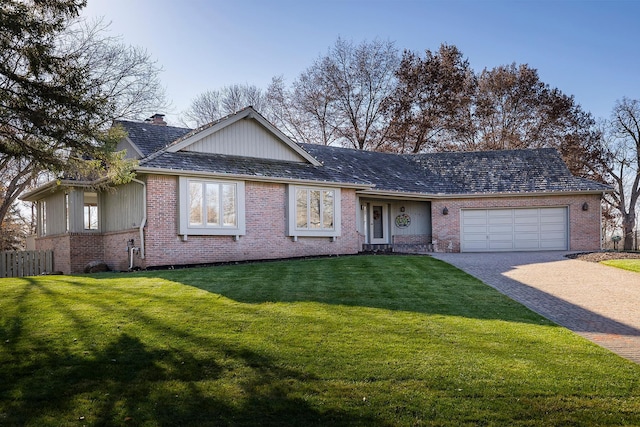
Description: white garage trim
461,207,568,252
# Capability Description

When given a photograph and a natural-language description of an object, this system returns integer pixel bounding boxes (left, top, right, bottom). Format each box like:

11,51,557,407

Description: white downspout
132,178,147,259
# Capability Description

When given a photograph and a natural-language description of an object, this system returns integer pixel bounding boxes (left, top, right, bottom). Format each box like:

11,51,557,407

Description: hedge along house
22,107,610,274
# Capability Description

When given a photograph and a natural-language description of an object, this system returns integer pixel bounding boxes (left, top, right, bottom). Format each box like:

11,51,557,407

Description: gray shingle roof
116,120,191,157
139,151,368,186
299,143,611,195
122,119,609,195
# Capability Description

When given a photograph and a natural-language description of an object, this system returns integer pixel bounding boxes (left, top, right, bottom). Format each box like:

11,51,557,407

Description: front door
370,204,388,244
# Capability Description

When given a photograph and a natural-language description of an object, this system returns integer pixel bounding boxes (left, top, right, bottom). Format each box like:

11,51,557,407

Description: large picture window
288,186,341,237
179,177,245,236
188,181,237,228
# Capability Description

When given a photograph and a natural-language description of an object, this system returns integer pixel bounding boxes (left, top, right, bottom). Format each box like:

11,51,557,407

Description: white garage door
461,207,568,252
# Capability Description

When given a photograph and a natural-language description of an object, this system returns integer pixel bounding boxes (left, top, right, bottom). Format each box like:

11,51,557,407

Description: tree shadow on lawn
0,283,373,427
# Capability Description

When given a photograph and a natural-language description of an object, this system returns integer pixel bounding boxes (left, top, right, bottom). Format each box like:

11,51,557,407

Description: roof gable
166,107,321,166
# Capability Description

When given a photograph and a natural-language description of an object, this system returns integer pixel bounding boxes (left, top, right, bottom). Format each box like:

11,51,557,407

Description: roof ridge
114,118,192,132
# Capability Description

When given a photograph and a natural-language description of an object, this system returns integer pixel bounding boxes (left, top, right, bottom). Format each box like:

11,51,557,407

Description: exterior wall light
582,202,589,211
442,207,449,215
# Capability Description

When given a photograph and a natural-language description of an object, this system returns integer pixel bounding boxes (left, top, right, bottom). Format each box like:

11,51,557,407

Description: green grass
602,258,640,273
1,255,639,426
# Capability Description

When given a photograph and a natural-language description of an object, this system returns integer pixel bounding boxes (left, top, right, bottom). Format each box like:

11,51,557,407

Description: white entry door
461,207,568,252
370,204,389,244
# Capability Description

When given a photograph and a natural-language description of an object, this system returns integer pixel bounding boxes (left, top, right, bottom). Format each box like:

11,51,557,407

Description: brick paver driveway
431,251,640,364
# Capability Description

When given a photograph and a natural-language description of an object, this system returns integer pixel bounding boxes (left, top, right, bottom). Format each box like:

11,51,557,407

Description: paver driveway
431,251,640,364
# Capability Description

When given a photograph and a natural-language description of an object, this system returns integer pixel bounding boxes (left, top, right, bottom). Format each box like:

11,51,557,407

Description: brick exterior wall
36,233,104,274
34,174,604,272
103,230,141,272
69,233,104,273
142,175,361,269
431,194,603,252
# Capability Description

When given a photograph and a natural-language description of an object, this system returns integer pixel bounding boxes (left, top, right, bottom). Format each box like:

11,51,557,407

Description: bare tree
320,38,399,150
0,1,166,231
600,98,640,250
266,75,341,145
182,84,266,127
64,18,169,120
269,38,399,149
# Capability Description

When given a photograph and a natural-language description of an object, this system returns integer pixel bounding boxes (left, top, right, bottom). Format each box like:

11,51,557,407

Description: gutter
20,179,107,202
356,188,611,200
131,178,147,259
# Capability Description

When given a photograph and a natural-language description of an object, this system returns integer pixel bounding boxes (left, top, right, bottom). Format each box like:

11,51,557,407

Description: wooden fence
0,250,54,278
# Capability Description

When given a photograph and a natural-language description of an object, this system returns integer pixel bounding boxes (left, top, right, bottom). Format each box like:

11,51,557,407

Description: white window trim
39,200,47,236
178,177,246,236
287,185,341,238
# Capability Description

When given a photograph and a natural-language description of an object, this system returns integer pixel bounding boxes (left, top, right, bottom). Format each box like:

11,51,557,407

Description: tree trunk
622,212,636,250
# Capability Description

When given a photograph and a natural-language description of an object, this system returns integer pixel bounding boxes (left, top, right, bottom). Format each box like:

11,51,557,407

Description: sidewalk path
430,251,640,364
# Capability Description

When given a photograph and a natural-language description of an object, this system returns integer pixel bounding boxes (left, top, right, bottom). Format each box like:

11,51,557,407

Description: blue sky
82,0,639,126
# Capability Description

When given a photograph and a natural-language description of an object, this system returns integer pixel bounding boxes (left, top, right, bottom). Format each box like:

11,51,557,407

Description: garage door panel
465,241,490,250
464,234,488,242
541,216,565,224
463,225,488,233
488,233,513,241
541,223,566,232
541,207,566,215
515,208,539,216
515,224,538,232
540,231,565,240
464,218,488,226
515,232,539,240
464,211,487,219
462,207,567,252
489,241,514,250
515,216,538,224
489,225,513,233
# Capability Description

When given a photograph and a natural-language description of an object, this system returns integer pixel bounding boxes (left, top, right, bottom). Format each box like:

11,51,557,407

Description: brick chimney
145,113,167,126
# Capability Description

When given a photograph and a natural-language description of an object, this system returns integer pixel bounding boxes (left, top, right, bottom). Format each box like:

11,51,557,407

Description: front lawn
602,258,640,273
1,255,639,426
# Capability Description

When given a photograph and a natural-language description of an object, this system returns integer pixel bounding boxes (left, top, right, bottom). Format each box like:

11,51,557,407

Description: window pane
223,184,236,226
189,182,203,226
322,190,334,229
310,190,321,229
206,183,219,226
65,194,69,232
296,189,308,228
41,201,47,235
84,192,98,230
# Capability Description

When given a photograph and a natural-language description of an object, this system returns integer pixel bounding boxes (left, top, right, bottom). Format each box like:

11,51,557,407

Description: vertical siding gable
181,119,308,162
116,137,143,160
